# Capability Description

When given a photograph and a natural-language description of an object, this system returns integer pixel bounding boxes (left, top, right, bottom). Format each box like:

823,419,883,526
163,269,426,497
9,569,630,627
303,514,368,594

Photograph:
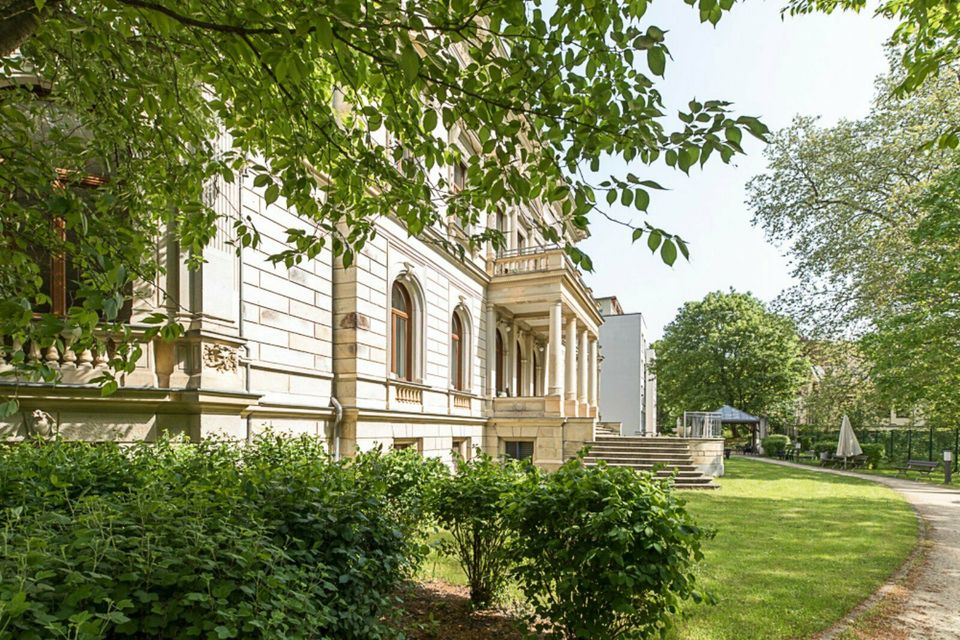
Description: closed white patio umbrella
836,414,863,468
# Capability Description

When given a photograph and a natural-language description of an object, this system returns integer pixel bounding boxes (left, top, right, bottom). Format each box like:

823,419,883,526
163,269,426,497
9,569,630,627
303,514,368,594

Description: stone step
583,461,701,473
583,463,717,489
585,446,694,456
582,459,698,470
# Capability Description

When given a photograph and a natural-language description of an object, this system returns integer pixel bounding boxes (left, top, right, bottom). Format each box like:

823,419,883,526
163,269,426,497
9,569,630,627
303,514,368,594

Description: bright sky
580,1,895,339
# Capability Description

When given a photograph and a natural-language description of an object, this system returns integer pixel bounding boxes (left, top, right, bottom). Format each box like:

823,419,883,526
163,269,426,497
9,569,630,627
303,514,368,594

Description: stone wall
686,438,725,477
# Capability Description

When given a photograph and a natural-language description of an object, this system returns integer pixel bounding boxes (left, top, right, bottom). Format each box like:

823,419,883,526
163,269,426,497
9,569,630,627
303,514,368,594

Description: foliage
813,439,837,456
654,290,809,428
761,434,791,457
0,435,423,639
0,0,768,394
796,341,884,432
505,458,710,640
859,443,884,468
430,452,524,607
352,444,448,537
747,70,960,338
861,167,960,427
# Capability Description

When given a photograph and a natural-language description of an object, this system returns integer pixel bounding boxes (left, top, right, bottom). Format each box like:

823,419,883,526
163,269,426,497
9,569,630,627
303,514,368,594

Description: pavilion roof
715,405,761,424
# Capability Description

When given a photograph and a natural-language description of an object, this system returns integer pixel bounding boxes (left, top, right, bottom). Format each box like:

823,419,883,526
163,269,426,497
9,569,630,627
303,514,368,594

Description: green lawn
673,457,918,640
417,458,919,640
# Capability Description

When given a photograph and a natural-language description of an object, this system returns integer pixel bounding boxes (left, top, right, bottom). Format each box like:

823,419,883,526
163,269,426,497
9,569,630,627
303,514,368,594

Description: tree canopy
653,290,809,428
747,69,960,338
862,167,960,427
0,0,767,397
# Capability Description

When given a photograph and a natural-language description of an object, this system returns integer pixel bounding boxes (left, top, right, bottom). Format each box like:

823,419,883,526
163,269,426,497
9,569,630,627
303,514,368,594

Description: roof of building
716,405,761,424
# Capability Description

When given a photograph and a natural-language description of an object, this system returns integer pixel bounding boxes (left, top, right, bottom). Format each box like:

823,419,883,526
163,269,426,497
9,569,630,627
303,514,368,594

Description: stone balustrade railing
394,382,423,405
0,338,110,385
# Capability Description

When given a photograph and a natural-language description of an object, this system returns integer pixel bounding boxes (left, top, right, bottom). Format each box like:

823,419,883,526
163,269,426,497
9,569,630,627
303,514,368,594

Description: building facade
596,297,657,436
0,136,602,469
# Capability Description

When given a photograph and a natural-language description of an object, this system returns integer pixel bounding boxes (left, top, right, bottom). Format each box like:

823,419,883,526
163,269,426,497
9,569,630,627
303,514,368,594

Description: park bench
896,460,940,477
819,454,868,469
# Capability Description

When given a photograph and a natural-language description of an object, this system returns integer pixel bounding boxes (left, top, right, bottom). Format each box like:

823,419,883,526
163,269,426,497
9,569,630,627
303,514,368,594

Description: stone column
486,304,496,397
578,329,589,411
548,302,563,396
588,337,598,416
565,316,577,415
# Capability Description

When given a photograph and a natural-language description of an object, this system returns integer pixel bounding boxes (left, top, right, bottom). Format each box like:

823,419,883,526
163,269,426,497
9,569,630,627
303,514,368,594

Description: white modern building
596,296,657,436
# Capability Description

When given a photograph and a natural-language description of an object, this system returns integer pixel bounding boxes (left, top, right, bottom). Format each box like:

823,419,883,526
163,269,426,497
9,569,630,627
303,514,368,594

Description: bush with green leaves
352,444,448,537
761,434,791,457
859,443,885,468
505,459,711,640
814,439,838,456
431,453,525,607
0,435,421,639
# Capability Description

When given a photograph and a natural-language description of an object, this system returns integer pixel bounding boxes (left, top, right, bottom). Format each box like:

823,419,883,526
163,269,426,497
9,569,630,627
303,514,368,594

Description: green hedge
0,436,425,639
761,434,791,457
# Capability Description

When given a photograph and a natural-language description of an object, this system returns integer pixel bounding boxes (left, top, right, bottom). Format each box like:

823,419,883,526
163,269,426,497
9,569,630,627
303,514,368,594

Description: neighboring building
1,130,602,470
596,297,657,435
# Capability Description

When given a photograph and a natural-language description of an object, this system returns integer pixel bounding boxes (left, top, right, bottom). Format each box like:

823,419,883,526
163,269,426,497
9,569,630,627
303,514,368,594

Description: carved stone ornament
203,344,239,373
28,410,57,438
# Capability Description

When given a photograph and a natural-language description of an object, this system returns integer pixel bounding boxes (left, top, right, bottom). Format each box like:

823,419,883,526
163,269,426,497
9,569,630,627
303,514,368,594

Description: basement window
503,440,534,461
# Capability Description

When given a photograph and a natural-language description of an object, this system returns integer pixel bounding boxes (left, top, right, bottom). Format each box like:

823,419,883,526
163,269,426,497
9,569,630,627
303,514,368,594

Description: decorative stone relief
202,344,239,372
28,410,57,438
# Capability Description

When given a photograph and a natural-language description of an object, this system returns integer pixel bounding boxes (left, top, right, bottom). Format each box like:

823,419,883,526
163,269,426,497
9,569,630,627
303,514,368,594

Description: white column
548,302,563,396
578,329,588,406
588,337,598,410
565,317,577,401
485,304,496,397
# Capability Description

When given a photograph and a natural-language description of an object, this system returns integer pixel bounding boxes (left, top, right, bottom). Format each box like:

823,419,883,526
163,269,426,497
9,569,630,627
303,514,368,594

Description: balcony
488,245,601,338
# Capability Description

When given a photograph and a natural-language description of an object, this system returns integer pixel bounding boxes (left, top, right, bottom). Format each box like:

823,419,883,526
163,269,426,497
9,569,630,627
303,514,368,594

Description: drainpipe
329,396,343,460
235,172,253,444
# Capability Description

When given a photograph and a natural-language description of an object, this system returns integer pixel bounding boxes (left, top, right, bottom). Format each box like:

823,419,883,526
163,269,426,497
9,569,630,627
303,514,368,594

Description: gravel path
752,458,960,639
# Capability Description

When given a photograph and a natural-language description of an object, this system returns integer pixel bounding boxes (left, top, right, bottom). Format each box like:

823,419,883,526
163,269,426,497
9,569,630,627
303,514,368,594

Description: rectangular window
393,438,422,453
504,440,534,461
453,161,467,192
452,437,471,461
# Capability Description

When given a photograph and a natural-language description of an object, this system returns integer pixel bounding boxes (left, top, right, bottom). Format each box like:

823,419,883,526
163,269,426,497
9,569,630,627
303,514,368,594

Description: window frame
503,440,534,461
390,282,414,381
450,311,464,390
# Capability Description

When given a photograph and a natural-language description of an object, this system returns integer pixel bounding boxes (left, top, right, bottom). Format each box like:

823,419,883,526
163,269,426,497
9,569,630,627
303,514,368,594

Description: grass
415,458,919,640
672,457,918,640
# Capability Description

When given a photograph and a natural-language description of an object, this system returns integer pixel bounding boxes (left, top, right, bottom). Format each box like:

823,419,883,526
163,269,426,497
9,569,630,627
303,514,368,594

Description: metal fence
799,426,960,471
681,411,723,438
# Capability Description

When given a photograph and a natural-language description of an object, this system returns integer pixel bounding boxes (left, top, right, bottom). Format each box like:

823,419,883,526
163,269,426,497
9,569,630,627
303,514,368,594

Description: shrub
859,443,885,468
0,435,419,639
761,434,791,457
351,445,448,537
505,458,711,639
814,439,838,456
431,453,524,607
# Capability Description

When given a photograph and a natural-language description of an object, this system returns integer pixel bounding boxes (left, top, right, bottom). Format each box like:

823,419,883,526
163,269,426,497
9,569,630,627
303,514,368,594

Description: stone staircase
583,436,718,489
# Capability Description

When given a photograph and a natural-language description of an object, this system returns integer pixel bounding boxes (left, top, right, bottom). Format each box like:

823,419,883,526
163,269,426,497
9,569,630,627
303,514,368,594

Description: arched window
515,342,523,397
450,312,464,390
495,330,505,395
391,282,413,380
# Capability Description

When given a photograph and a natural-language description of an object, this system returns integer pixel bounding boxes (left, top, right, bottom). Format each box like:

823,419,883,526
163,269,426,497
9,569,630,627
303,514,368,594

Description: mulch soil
388,580,530,640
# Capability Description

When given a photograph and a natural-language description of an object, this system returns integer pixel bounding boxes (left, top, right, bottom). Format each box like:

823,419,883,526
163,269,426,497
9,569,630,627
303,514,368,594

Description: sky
580,1,895,340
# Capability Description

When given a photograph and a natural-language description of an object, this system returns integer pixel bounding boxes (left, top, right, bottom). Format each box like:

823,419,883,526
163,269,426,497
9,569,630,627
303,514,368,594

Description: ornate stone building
1,136,602,469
